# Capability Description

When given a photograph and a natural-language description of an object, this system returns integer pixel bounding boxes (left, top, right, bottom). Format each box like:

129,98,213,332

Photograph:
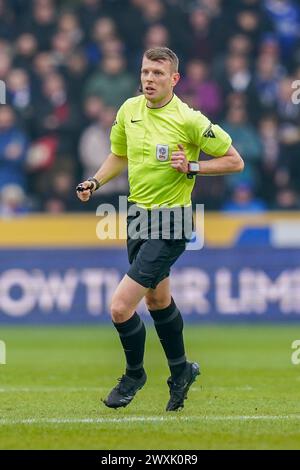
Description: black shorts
126,204,192,289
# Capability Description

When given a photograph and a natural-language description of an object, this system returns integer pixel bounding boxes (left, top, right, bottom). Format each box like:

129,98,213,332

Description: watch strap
187,161,200,178
87,177,100,192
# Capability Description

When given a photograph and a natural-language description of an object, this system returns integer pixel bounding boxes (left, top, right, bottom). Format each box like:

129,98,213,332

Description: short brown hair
144,47,179,72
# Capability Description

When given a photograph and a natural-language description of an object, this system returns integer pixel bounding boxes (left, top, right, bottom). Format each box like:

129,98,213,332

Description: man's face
141,56,179,103
0,107,14,131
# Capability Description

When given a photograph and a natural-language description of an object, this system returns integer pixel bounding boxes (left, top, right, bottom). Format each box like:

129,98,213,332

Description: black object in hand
76,183,89,192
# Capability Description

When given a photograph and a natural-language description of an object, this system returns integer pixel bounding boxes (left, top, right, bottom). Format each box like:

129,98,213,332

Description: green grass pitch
0,324,300,450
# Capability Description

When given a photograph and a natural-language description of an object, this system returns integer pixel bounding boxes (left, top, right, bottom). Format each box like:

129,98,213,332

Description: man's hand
76,180,95,202
170,144,189,174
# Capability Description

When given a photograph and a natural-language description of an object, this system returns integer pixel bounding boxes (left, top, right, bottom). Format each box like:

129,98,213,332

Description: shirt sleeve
110,104,127,157
185,110,232,157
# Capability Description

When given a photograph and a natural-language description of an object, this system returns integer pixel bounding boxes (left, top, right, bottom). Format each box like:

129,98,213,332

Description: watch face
189,162,199,172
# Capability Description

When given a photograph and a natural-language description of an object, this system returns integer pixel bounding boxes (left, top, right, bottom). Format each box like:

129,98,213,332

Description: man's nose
147,72,155,80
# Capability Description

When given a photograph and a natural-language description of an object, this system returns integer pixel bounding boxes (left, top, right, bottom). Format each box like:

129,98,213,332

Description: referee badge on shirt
156,144,169,161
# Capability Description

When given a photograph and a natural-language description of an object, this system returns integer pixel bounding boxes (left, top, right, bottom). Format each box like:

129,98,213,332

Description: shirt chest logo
156,144,169,161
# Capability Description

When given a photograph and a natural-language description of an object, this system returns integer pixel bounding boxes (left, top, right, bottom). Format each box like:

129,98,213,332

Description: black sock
149,298,187,378
113,312,146,379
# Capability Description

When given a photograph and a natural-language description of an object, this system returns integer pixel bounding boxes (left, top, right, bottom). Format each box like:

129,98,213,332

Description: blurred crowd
1,0,300,216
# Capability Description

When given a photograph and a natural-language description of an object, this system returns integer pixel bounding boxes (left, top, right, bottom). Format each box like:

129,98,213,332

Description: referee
76,47,244,411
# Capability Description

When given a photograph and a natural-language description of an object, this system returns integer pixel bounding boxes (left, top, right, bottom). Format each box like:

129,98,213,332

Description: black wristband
87,177,100,192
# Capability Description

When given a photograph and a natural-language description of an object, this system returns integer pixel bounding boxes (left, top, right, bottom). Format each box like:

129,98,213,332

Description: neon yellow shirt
110,94,232,208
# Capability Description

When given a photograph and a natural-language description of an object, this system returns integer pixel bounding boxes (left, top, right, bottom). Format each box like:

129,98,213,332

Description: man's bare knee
145,295,170,311
110,298,131,323
110,274,148,323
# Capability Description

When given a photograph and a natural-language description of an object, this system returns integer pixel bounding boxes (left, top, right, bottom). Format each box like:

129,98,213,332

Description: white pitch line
190,387,254,392
0,386,253,393
0,387,105,393
1,415,300,426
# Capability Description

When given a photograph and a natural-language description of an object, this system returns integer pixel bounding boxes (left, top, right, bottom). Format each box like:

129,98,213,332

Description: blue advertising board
0,247,299,323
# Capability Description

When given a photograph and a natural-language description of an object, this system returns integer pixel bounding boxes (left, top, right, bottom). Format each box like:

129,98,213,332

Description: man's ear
172,72,180,87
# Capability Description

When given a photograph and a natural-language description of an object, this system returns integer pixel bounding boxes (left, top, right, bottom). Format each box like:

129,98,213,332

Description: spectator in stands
85,16,119,66
7,68,33,133
144,24,170,51
21,0,56,51
254,53,285,113
0,0,16,40
259,115,280,170
222,53,261,120
101,37,126,60
263,0,300,66
176,59,222,119
77,0,110,38
187,7,215,63
274,187,300,210
233,6,274,55
116,0,148,53
42,166,80,213
59,49,90,102
222,106,262,189
222,53,254,97
0,184,29,217
13,33,38,70
57,10,83,48
7,68,32,113
82,95,104,125
222,182,267,213
258,33,281,60
51,31,75,67
84,54,137,107
0,49,12,83
213,33,253,83
0,105,28,191
31,51,56,105
33,72,81,155
257,115,280,205
32,51,56,89
276,77,300,195
134,24,170,70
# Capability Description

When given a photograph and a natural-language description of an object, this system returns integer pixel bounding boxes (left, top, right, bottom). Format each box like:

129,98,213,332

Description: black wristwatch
87,177,100,192
187,161,200,179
